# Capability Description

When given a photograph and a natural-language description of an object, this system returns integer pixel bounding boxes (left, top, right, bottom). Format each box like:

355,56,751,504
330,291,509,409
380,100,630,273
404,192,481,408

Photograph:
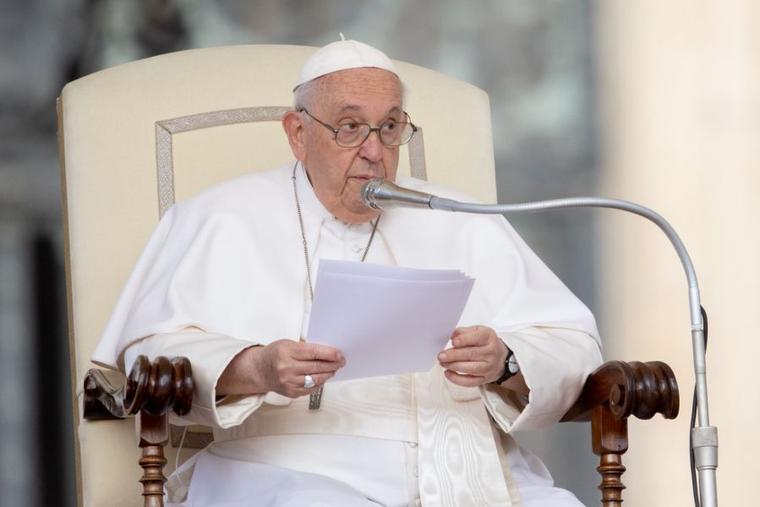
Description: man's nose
358,129,384,162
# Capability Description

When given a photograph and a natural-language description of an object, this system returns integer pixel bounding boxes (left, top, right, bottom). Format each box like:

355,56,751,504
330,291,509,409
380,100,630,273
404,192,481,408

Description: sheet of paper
306,260,474,381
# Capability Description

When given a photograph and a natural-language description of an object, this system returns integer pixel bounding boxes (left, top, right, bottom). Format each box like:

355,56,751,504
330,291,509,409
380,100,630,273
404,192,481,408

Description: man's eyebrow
336,105,404,116
337,105,361,114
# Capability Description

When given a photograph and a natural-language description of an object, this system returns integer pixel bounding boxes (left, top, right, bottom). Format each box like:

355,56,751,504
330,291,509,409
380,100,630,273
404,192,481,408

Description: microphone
361,178,463,211
362,179,435,209
361,177,718,507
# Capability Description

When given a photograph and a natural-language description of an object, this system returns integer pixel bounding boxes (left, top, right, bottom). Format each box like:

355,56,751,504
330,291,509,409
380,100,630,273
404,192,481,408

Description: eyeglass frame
298,107,418,148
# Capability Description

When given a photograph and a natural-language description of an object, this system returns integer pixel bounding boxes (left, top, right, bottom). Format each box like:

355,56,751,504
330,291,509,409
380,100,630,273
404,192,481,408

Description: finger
451,327,492,347
298,372,335,388
274,373,335,398
438,360,489,376
281,372,335,398
438,346,486,363
294,360,345,375
449,326,476,342
292,342,345,363
443,369,485,387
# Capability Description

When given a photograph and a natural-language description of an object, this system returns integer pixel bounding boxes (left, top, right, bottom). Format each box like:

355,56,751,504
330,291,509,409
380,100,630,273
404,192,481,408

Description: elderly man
94,40,602,506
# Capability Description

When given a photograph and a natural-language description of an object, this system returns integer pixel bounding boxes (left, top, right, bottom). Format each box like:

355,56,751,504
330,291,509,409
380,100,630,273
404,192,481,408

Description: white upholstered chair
59,44,497,507
58,45,677,506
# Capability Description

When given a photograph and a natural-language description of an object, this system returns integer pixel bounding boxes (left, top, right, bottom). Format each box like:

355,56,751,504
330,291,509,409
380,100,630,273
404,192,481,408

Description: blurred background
1,0,757,505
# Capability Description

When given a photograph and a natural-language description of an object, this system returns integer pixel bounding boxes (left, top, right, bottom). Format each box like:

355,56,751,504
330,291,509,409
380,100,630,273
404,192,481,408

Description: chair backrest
58,44,495,506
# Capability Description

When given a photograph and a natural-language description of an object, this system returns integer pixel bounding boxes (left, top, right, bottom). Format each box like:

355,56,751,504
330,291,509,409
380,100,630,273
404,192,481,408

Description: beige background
596,1,759,504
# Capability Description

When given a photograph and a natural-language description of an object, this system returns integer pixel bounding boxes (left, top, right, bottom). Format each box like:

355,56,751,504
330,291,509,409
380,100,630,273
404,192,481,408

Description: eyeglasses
299,108,418,148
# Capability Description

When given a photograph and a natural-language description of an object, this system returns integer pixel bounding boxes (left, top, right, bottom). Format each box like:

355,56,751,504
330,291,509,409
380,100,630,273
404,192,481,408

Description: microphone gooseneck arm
363,178,718,507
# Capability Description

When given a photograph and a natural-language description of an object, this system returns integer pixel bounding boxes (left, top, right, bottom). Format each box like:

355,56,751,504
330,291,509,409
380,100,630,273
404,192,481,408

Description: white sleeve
479,326,603,433
122,330,265,429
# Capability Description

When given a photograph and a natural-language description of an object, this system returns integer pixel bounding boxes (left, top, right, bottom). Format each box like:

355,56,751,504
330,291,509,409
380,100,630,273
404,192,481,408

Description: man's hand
437,326,508,387
218,339,345,398
258,339,345,397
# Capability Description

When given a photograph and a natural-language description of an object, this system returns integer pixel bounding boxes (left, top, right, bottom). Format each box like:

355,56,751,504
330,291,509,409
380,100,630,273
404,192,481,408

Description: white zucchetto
294,37,398,90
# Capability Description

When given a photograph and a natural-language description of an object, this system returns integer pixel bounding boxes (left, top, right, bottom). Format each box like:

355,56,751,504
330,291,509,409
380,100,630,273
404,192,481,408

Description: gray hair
293,78,319,111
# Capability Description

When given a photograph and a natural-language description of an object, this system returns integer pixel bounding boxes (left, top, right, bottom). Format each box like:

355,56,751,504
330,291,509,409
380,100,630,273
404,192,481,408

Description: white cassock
94,162,603,506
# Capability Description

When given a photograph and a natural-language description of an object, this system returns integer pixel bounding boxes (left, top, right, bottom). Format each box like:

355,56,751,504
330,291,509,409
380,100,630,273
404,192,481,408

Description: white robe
96,162,603,506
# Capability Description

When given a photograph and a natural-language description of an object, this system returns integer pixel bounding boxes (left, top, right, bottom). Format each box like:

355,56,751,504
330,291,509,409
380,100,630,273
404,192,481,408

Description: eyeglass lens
336,121,414,147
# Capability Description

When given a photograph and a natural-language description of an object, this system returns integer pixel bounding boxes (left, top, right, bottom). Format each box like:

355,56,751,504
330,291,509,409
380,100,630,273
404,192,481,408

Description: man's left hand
437,326,508,387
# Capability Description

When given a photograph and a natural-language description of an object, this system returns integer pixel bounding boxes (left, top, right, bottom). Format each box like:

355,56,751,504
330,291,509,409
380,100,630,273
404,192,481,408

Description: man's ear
282,110,306,161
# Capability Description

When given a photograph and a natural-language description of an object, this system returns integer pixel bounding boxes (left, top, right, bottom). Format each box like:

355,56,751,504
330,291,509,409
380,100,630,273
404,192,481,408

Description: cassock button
409,442,418,448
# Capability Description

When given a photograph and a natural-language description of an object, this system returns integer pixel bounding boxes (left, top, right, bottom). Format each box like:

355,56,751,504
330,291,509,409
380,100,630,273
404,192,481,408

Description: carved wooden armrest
83,356,193,507
561,361,679,506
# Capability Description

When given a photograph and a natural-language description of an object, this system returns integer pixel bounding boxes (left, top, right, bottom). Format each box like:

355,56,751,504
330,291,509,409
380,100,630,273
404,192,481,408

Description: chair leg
597,452,626,506
591,405,628,506
138,412,169,507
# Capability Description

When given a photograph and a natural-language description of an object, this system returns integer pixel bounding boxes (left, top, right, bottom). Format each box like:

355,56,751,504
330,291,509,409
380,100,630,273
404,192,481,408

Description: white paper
306,260,474,381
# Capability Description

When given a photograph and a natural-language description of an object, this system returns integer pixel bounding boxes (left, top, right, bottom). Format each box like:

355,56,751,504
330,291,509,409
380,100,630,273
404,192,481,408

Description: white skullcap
294,36,398,91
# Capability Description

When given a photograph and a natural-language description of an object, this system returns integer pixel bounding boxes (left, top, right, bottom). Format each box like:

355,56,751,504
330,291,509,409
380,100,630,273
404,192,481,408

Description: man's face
284,68,403,224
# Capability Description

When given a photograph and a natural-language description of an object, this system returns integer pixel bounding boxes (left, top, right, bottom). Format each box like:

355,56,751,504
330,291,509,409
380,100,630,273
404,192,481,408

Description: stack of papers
306,260,475,381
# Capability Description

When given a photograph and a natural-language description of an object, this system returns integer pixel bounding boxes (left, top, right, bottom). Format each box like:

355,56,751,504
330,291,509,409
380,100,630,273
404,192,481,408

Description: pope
94,38,603,506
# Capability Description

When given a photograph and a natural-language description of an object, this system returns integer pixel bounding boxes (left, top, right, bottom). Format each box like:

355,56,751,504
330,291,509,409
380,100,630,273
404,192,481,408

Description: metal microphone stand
365,182,719,506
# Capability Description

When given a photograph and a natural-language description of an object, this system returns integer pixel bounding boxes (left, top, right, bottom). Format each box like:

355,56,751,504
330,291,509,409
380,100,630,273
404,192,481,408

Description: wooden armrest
562,360,679,422
83,355,193,421
561,360,679,506
83,356,194,507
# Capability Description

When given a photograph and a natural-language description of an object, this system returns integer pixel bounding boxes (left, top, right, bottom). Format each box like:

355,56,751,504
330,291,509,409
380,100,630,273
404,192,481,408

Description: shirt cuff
123,330,265,428
479,327,602,433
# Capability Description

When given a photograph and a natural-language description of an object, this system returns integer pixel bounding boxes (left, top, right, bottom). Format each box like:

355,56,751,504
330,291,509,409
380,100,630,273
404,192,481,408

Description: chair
57,45,678,507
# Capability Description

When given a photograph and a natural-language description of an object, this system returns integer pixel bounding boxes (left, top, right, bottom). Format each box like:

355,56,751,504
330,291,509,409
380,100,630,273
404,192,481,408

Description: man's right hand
217,339,345,398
